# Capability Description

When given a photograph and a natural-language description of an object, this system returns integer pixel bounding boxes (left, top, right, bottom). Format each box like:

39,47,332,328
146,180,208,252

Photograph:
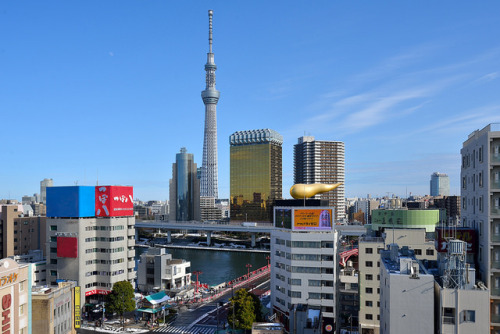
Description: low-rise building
32,281,77,334
0,258,30,334
137,247,191,294
379,245,434,334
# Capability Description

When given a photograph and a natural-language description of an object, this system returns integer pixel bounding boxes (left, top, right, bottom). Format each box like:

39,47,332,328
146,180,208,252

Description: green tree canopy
227,288,263,330
106,281,135,327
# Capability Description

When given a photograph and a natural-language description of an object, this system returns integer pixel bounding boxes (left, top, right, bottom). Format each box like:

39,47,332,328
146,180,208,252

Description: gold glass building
230,129,283,222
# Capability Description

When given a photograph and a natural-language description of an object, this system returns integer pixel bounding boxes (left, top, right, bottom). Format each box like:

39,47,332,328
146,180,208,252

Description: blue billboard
46,186,95,218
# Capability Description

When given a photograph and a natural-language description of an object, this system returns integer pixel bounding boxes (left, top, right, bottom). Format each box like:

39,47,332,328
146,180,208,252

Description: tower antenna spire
208,10,213,53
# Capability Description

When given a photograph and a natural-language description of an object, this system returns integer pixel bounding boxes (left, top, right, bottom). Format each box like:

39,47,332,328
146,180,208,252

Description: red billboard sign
57,237,78,258
85,289,110,297
95,186,134,217
436,227,477,254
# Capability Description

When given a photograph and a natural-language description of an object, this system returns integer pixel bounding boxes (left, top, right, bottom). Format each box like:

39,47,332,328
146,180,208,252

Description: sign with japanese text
95,186,134,217
293,209,333,231
75,286,81,329
436,227,477,254
85,289,111,297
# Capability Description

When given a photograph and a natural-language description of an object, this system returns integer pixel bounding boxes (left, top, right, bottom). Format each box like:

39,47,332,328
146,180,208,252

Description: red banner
95,186,134,217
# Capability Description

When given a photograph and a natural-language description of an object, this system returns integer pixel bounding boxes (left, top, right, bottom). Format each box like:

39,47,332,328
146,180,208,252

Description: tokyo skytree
200,10,220,198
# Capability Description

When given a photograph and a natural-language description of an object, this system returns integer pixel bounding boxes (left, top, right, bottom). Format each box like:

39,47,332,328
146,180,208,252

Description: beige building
358,228,436,334
0,258,30,334
0,205,46,258
32,281,77,334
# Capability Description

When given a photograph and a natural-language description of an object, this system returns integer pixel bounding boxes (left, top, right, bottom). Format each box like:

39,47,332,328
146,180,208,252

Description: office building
379,245,434,334
0,205,46,258
200,10,220,199
137,247,191,295
358,229,436,334
435,239,489,333
169,148,201,222
200,196,222,221
271,204,337,333
294,136,345,220
430,172,450,196
0,258,30,334
460,123,500,331
32,281,78,334
45,186,136,304
230,129,282,223
40,178,53,203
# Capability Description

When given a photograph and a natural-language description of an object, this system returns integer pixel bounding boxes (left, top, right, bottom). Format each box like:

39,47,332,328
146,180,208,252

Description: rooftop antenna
208,10,213,53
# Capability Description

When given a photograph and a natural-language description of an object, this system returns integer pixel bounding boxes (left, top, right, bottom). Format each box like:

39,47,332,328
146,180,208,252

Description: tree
227,288,263,330
106,281,135,329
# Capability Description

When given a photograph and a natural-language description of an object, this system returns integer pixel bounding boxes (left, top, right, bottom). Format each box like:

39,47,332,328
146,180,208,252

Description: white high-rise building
200,10,220,199
461,123,500,331
430,172,450,196
40,178,53,203
271,205,338,333
294,136,345,220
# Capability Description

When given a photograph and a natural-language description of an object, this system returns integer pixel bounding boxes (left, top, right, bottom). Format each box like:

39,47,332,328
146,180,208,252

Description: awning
137,308,160,314
144,291,171,305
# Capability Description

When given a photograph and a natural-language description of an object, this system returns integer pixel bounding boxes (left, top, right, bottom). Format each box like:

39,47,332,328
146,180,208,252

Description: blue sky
1,1,500,201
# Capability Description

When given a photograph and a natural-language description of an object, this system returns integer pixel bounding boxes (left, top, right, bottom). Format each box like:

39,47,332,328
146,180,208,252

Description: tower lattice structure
201,10,220,198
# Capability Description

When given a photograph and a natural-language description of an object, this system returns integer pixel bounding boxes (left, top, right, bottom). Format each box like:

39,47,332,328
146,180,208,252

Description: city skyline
1,2,500,201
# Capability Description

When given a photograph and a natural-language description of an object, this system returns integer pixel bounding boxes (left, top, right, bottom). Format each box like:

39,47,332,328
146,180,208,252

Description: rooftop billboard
95,186,134,217
436,227,477,254
46,186,95,218
293,209,333,231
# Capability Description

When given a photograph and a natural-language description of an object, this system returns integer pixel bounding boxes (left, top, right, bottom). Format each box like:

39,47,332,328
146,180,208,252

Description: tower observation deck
201,9,220,198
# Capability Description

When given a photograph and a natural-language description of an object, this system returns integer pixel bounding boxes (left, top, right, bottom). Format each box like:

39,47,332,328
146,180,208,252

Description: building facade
460,123,500,332
45,186,136,304
358,229,437,334
370,208,442,233
271,205,337,333
230,129,282,223
169,148,201,222
137,247,191,294
293,136,345,220
40,178,53,204
32,281,77,334
379,245,434,334
200,10,220,199
430,172,450,196
0,258,30,334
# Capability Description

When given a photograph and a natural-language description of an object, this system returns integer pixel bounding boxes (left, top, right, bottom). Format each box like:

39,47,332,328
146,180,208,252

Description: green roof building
371,209,442,232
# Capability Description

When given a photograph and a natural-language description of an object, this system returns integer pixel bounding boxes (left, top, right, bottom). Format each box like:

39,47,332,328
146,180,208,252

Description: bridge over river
135,220,366,247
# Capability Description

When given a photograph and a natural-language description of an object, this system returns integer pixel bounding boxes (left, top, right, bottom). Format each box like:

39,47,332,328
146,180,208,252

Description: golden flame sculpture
290,183,342,199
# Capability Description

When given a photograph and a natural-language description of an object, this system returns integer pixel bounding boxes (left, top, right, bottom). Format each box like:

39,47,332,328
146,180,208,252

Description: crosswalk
152,325,216,334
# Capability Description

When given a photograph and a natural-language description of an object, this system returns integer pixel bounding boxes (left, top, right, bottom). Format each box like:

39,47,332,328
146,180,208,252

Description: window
414,249,422,255
365,261,373,267
479,172,483,187
288,291,301,298
365,248,373,254
19,280,25,292
50,225,57,231
309,280,321,287
365,274,373,280
443,308,455,324
19,303,25,315
365,287,373,294
308,293,321,299
463,310,475,322
365,314,373,320
365,301,373,307
426,249,434,256
289,278,301,286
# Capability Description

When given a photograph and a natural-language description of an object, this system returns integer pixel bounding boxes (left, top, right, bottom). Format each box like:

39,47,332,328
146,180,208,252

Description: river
135,246,268,287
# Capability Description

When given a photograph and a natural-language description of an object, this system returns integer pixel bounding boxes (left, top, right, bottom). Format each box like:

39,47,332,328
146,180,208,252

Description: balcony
492,180,500,190
492,153,500,163
492,314,500,324
492,261,500,270
493,234,500,243
492,207,500,216
491,287,500,297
